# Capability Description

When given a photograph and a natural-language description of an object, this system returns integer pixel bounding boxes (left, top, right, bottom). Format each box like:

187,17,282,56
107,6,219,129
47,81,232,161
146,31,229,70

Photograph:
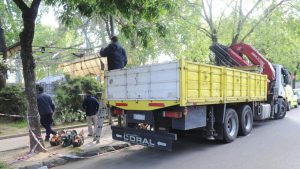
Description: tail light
162,111,183,118
113,109,124,116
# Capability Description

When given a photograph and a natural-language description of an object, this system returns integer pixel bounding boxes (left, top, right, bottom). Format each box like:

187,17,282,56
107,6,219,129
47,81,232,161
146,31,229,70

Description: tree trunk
13,0,44,153
0,18,7,90
109,15,115,37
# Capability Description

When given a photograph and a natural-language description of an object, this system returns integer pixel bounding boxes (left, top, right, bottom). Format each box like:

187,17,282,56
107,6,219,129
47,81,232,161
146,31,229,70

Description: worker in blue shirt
36,85,57,141
100,36,127,70
82,90,99,136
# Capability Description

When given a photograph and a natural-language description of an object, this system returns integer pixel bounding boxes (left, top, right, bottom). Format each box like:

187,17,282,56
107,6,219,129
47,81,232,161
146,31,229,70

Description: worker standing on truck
36,85,57,142
100,36,127,70
82,90,99,137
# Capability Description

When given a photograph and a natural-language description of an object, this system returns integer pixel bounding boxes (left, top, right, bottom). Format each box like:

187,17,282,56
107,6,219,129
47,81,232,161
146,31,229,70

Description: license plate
133,114,145,120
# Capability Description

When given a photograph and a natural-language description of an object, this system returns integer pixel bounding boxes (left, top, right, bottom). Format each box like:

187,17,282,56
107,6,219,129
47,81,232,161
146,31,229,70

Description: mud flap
111,126,177,151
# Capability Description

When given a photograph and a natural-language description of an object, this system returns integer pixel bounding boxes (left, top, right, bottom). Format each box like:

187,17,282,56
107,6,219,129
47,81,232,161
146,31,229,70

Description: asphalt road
56,108,300,169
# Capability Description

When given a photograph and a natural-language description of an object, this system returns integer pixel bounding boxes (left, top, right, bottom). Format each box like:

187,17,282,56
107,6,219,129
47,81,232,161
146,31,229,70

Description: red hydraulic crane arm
226,48,249,66
230,42,276,81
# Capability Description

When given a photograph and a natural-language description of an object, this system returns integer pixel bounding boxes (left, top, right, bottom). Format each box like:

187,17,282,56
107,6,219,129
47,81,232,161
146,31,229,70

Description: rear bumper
111,126,177,151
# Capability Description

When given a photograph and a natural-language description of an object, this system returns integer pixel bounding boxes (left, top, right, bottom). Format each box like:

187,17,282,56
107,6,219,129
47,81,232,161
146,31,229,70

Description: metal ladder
94,94,107,143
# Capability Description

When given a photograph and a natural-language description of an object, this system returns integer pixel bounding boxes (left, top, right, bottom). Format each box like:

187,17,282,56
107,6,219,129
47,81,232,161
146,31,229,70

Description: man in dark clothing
100,36,127,70
82,91,99,136
36,85,56,141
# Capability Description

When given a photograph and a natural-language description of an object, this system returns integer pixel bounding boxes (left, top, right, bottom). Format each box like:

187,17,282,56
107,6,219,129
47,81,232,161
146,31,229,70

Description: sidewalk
0,123,128,169
0,123,88,140
0,124,107,152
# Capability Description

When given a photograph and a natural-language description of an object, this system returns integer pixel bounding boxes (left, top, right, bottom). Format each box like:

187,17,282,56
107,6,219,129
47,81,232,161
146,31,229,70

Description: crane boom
230,42,275,81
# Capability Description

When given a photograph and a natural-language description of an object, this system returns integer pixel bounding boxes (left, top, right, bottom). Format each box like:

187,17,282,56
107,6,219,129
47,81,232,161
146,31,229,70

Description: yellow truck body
106,60,267,110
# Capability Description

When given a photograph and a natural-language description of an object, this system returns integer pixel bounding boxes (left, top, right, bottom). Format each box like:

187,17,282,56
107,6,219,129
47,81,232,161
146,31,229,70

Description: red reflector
162,111,182,118
148,103,165,107
113,109,123,116
116,103,128,106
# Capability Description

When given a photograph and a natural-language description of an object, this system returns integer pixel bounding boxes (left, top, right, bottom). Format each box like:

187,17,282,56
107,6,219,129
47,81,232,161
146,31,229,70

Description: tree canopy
2,0,300,79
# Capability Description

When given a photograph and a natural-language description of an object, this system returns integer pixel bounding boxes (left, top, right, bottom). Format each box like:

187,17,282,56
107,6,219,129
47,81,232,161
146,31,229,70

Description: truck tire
287,102,291,111
274,99,287,119
223,108,239,143
238,105,253,136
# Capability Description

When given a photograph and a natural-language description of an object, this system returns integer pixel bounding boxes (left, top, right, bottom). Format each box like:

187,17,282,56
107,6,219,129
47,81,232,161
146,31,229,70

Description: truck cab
270,65,290,117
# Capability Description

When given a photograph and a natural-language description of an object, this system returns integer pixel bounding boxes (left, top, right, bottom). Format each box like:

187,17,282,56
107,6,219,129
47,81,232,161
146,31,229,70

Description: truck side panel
181,60,267,106
181,61,223,105
106,62,180,101
106,60,267,110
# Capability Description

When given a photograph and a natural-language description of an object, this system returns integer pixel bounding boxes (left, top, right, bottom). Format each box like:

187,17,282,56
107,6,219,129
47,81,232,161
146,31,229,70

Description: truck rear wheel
274,99,287,119
223,108,239,143
238,105,253,136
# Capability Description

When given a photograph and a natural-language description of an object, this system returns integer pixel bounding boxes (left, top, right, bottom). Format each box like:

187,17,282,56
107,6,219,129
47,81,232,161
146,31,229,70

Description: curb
19,143,130,169
0,121,113,140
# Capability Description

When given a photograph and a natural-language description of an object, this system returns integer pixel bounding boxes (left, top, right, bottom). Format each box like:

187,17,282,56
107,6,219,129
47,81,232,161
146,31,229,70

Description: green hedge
54,76,102,124
0,85,27,121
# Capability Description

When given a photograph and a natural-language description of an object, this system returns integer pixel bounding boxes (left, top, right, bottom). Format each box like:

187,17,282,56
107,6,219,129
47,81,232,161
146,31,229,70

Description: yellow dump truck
106,60,274,151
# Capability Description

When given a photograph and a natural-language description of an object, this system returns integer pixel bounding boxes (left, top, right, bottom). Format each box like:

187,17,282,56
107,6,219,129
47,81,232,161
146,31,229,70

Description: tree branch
201,0,209,23
240,0,262,27
102,15,111,38
231,1,238,42
241,0,288,42
201,0,215,34
178,15,212,38
30,0,42,10
232,0,263,44
198,26,213,38
232,0,244,44
217,0,235,31
114,18,125,26
208,0,212,26
12,0,29,11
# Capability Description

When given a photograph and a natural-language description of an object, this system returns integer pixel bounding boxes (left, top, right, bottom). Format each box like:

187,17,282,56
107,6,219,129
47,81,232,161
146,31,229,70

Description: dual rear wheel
223,105,253,143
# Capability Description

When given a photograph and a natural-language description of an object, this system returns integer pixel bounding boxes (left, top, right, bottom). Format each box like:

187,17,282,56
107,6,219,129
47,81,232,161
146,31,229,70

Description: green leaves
0,85,27,120
46,0,176,47
246,7,300,78
0,0,22,45
55,76,102,113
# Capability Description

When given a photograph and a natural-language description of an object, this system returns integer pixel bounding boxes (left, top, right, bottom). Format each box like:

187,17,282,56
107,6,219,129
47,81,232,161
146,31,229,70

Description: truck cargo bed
105,60,267,110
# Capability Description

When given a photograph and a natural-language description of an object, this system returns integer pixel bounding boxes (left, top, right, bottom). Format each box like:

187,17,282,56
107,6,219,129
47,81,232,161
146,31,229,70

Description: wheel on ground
287,102,291,111
274,99,287,119
223,108,239,143
238,105,253,136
